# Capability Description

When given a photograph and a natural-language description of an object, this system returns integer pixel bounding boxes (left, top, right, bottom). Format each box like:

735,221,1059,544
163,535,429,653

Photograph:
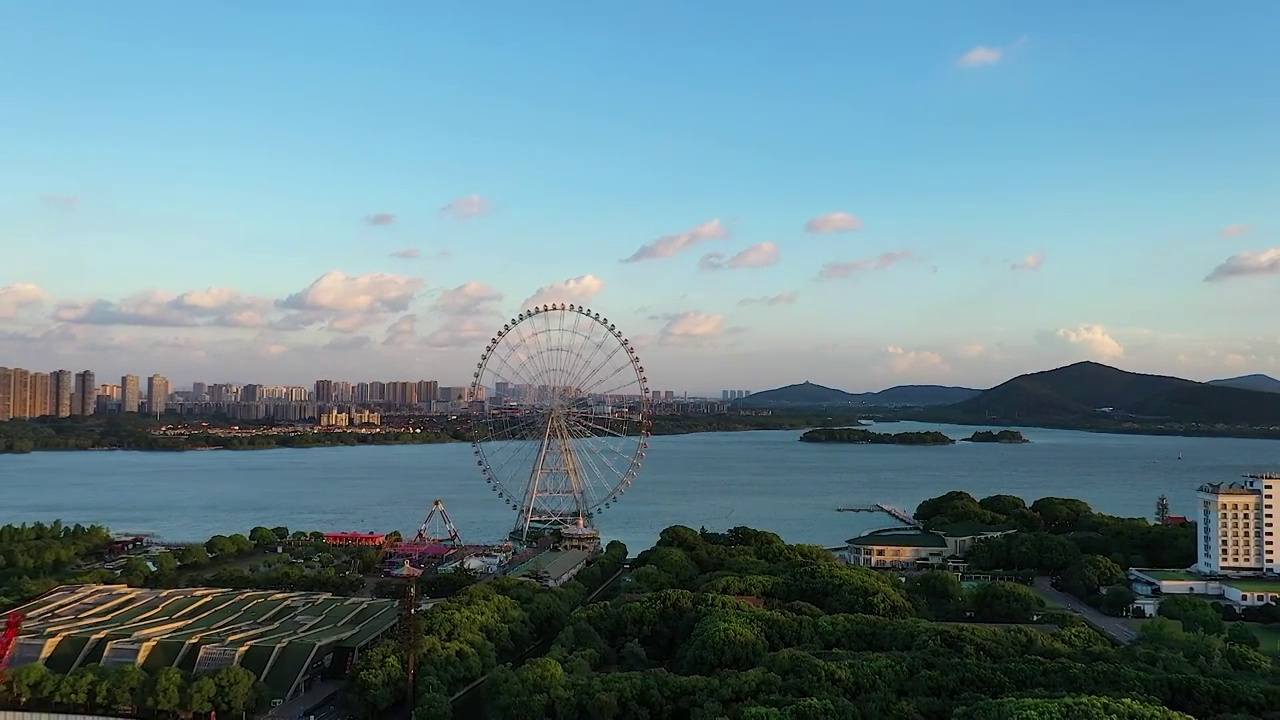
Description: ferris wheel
470,304,650,543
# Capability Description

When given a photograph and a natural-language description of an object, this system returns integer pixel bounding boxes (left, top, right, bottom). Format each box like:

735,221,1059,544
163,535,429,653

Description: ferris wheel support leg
515,414,555,542
552,412,590,530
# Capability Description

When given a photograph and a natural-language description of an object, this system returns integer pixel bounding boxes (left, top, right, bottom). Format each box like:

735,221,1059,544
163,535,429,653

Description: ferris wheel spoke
565,415,643,468
568,341,627,399
578,358,632,399
565,412,632,439
481,362,548,412
507,320,555,389
564,313,602,393
562,420,622,509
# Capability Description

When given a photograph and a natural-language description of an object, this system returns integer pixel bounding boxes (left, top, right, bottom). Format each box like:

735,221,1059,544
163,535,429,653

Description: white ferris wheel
469,304,651,543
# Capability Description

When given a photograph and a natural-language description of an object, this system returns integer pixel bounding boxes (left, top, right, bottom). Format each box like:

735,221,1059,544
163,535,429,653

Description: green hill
1209,373,1280,394
935,361,1280,425
737,381,978,407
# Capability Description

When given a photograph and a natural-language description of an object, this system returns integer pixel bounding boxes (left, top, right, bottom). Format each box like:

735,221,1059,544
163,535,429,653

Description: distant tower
1155,495,1170,525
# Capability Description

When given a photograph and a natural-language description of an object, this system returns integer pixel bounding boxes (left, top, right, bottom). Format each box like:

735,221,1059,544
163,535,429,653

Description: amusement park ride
0,611,24,682
391,304,651,715
469,303,651,544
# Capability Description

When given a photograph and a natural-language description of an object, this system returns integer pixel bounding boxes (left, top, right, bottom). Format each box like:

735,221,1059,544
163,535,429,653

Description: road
1034,577,1140,644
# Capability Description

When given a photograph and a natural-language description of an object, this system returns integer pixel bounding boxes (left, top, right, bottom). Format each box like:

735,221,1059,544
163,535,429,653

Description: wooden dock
835,503,921,527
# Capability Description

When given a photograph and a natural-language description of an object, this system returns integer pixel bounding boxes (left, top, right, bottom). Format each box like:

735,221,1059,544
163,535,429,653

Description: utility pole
399,581,418,717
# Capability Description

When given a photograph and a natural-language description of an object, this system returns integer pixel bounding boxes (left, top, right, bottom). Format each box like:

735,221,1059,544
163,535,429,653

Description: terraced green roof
11,585,399,702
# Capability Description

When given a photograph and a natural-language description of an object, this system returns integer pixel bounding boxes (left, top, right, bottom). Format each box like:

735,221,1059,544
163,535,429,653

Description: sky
1,2,1278,394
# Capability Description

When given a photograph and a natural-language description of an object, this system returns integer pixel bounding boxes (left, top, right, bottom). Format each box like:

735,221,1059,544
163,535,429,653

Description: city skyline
2,4,1278,390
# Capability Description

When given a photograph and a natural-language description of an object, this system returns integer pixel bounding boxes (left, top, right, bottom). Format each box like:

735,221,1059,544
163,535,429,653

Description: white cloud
804,212,863,234
440,194,490,219
954,343,988,359
658,311,726,346
957,45,1002,68
885,346,950,375
621,219,728,263
1205,248,1280,281
55,287,273,328
424,281,505,350
383,313,419,348
699,242,780,271
1055,324,1125,359
1011,252,1045,271
432,281,503,315
818,250,915,279
521,274,605,309
1220,224,1252,239
738,291,797,307
364,213,396,226
280,271,423,313
0,283,51,319
390,248,420,259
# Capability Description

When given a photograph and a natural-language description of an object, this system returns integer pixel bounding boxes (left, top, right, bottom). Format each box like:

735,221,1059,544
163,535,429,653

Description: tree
1097,586,1137,617
226,533,255,555
969,582,1044,623
1225,623,1261,649
905,570,966,619
204,535,236,557
98,664,147,710
152,551,180,575
1060,554,1125,598
956,696,1193,719
186,676,217,714
1031,497,1093,531
271,526,290,541
177,544,209,566
209,665,261,714
2,662,56,706
144,667,186,716
117,556,153,587
249,526,278,548
1158,595,1225,635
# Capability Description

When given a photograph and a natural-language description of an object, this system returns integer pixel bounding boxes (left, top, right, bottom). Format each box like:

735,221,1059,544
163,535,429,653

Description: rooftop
846,529,948,549
1222,578,1280,594
510,549,592,580
1198,482,1260,496
10,585,398,702
1132,569,1201,582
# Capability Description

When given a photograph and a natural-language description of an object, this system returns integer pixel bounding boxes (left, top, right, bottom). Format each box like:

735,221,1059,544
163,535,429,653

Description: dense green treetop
799,427,955,445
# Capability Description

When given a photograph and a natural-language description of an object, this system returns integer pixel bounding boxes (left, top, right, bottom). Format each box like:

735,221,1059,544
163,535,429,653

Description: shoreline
4,418,1279,455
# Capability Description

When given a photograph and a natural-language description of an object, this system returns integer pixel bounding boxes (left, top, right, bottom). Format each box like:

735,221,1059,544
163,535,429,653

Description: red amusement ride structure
0,611,25,681
413,499,462,545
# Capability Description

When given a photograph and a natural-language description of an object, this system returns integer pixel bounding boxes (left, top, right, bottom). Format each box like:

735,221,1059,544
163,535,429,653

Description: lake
4,422,1277,554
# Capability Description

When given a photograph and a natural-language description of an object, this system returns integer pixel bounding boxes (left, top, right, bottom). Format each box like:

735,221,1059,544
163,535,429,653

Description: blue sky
1,2,1277,392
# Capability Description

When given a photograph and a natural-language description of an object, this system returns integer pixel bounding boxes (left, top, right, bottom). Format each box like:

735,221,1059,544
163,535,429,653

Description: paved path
1034,577,1139,644
267,680,345,719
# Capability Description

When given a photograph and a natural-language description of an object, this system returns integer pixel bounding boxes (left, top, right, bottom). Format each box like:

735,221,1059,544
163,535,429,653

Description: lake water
4,422,1278,554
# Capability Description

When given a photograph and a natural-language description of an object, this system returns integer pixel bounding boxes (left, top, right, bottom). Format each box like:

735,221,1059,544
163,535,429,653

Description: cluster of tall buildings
721,390,752,400
0,367,169,421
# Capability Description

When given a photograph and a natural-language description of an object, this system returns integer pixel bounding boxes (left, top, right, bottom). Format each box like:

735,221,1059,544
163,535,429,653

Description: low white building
1129,568,1280,609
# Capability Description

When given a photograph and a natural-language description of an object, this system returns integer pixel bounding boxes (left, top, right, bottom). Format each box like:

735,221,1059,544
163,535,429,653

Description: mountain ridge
1208,373,1280,394
734,380,980,408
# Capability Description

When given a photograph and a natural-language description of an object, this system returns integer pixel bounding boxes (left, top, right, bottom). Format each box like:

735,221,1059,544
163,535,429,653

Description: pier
835,503,921,527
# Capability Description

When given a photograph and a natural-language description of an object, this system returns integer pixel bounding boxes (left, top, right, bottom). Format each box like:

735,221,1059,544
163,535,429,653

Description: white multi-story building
1196,474,1279,575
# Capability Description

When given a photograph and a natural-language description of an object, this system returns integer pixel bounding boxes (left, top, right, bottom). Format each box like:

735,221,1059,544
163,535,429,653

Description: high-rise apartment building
28,372,51,417
1196,474,1279,575
74,371,96,416
52,370,73,417
417,380,439,405
147,375,170,415
100,384,122,401
121,375,141,412
0,367,15,420
314,380,334,403
241,384,263,402
191,382,207,401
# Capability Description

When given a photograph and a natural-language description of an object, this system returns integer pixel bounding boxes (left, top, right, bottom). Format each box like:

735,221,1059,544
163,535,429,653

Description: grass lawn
1221,579,1280,594
1246,623,1280,655
1137,569,1200,581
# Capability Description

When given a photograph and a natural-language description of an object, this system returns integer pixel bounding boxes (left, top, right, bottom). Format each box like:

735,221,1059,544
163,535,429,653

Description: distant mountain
1209,374,1280,394
937,361,1280,425
736,381,980,408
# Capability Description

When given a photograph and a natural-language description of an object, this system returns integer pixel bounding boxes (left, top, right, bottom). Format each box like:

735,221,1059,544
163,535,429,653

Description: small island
799,427,954,446
962,430,1030,444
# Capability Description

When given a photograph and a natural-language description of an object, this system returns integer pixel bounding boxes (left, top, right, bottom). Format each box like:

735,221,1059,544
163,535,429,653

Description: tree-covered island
962,430,1030,443
799,426,954,445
